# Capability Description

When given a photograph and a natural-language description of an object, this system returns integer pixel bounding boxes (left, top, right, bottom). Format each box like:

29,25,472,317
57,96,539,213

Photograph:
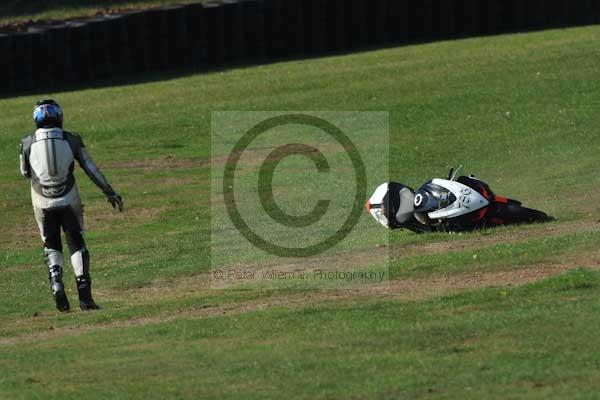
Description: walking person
19,99,123,311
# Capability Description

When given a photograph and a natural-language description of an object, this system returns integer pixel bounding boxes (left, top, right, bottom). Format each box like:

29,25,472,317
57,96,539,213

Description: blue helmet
33,99,63,129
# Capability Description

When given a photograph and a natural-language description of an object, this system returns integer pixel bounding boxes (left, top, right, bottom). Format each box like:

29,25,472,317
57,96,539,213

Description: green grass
0,0,205,27
2,269,600,399
391,230,600,278
1,24,599,399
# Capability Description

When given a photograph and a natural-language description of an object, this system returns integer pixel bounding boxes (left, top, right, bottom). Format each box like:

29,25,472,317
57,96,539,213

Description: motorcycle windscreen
414,182,456,214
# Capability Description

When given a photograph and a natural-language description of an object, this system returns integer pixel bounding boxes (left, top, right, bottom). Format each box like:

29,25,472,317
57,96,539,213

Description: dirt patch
3,259,599,347
207,246,388,290
83,204,169,232
210,141,345,169
206,220,599,289
106,156,208,171
391,219,600,260
0,218,40,250
106,143,336,171
109,219,599,295
2,219,598,346
159,176,200,187
366,260,599,301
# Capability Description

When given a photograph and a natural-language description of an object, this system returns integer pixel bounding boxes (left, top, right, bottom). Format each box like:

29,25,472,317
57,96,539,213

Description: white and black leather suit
20,127,120,309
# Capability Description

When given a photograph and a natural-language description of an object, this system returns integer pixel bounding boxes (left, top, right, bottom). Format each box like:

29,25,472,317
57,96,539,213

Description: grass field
1,24,600,399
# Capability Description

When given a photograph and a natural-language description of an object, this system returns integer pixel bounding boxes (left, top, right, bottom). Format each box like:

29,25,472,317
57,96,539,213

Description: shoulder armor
64,131,85,153
63,130,83,144
20,134,34,150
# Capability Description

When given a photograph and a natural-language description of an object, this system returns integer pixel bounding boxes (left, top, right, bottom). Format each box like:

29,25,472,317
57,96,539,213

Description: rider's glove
104,187,123,212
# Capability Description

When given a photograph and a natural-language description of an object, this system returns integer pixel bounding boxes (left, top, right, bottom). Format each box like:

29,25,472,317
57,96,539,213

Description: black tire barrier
87,18,112,79
416,0,434,40
105,15,132,76
204,2,225,65
567,0,583,25
366,0,388,45
0,34,14,92
66,22,92,84
304,0,327,54
478,1,501,35
3,0,600,96
565,0,578,26
347,0,366,49
500,0,526,32
27,28,52,89
517,0,529,31
222,0,244,61
471,0,486,35
474,1,488,35
524,0,546,30
325,0,347,51
11,32,35,91
435,0,457,38
264,0,285,57
386,0,406,43
317,0,329,52
576,0,594,25
281,0,304,55
499,0,515,31
123,10,150,72
164,5,190,68
145,8,170,70
186,3,207,66
241,0,266,60
46,25,75,85
453,0,477,36
545,0,567,28
302,0,315,53
593,1,600,24
405,0,421,40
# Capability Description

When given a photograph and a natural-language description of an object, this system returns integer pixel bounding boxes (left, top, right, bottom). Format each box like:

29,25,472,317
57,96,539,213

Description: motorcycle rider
20,99,123,311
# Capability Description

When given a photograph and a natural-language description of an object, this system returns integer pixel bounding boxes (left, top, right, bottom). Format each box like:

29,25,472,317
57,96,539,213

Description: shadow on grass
3,22,598,100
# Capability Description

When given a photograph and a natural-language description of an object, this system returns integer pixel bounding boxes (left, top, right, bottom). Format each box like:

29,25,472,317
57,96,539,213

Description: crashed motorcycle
366,167,554,233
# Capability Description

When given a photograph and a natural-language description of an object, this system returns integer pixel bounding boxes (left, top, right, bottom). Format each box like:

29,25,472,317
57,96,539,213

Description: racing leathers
20,127,121,310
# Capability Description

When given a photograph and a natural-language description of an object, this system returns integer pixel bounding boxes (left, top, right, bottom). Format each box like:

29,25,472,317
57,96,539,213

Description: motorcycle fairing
417,178,490,220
